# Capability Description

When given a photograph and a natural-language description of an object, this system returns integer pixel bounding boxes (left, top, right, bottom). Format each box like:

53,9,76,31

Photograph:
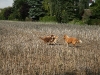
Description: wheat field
0,20,100,75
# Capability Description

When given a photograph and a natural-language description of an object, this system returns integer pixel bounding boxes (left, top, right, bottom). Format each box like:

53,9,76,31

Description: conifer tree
27,0,45,20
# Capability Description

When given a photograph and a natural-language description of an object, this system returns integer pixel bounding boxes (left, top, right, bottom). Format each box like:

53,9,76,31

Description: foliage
12,0,30,20
79,0,89,12
39,16,56,22
19,3,30,20
90,0,100,19
0,0,100,25
25,17,32,21
8,11,20,20
27,0,46,20
42,0,89,23
62,0,75,22
42,0,51,15
87,19,100,25
61,10,69,23
0,7,13,20
68,19,85,25
0,9,6,20
3,7,13,20
0,0,29,20
88,0,100,25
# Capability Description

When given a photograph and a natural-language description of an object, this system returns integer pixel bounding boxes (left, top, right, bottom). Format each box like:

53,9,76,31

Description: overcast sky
0,0,13,8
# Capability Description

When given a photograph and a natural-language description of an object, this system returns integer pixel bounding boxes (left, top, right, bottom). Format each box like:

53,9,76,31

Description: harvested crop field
0,20,100,75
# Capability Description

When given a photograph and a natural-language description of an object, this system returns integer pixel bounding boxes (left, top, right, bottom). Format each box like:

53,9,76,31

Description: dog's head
64,35,69,39
50,35,58,38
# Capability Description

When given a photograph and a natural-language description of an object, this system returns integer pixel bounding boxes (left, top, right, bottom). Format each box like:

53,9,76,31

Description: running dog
39,35,58,44
64,35,82,46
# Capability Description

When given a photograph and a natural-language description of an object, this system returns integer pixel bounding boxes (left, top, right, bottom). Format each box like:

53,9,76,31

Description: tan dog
39,35,58,44
64,35,82,46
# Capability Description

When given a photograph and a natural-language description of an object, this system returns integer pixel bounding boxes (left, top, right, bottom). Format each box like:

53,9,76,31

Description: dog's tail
39,37,44,40
55,36,58,39
78,40,82,43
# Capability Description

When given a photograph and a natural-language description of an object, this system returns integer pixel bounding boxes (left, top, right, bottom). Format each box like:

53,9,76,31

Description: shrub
68,19,85,25
25,17,31,21
39,16,57,22
8,11,20,21
87,19,100,25
0,8,6,20
0,7,13,20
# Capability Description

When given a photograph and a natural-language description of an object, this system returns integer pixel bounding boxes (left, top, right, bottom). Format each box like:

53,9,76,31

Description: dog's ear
64,35,66,37
51,35,54,37
56,36,58,38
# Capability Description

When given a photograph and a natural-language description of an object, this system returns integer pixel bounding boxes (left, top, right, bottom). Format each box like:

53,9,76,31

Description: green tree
0,8,6,20
78,0,89,19
90,0,100,19
12,0,30,20
3,7,13,20
42,0,89,23
54,0,79,23
87,0,100,25
0,7,13,20
42,0,55,16
42,0,81,23
64,0,76,21
27,0,46,21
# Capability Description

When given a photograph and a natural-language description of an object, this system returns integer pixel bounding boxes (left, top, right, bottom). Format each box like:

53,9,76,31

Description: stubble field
0,20,100,75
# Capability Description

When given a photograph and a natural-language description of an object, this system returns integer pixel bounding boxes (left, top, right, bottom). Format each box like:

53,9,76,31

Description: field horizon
0,20,100,75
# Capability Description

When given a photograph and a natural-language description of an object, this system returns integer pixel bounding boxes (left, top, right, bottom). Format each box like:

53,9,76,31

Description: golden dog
64,35,82,46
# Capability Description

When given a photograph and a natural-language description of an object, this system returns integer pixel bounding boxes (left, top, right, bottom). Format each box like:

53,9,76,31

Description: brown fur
64,35,82,46
39,35,58,44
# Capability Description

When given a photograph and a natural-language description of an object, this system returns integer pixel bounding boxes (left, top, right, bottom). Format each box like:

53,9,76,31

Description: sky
0,0,13,8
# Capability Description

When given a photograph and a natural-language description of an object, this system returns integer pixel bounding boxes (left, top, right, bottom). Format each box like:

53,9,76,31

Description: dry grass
0,20,100,75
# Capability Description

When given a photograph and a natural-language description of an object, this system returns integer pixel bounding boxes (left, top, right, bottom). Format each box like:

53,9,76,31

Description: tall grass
0,20,100,75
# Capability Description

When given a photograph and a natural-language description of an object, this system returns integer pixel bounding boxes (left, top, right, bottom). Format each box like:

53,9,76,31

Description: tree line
0,0,100,25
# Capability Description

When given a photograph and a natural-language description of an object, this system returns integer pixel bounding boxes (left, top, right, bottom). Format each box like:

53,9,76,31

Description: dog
64,35,82,46
39,35,58,44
